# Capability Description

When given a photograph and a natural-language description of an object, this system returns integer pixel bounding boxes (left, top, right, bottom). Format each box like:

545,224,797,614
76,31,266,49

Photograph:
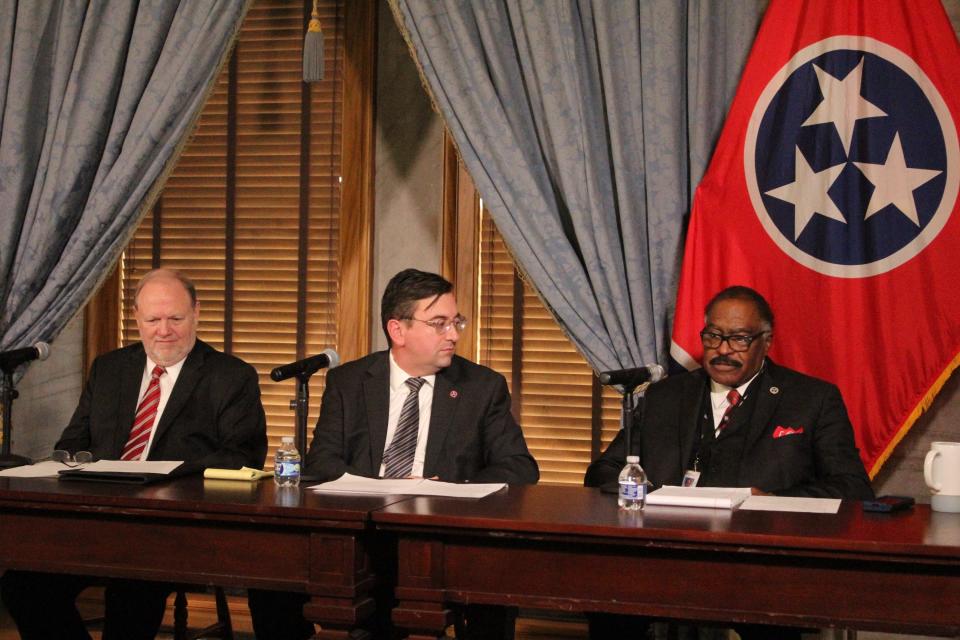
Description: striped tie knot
716,388,742,435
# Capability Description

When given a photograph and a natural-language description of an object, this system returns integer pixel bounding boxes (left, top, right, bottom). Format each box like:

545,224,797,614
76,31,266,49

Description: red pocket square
773,426,804,439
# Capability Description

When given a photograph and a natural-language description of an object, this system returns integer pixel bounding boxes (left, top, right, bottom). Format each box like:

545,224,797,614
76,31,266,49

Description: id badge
682,470,701,487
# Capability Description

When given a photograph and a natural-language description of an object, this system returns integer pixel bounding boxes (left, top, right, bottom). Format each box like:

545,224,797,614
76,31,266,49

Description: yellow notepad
203,467,273,482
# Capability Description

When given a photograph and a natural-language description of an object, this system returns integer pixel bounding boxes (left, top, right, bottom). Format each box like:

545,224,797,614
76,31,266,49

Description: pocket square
773,426,804,438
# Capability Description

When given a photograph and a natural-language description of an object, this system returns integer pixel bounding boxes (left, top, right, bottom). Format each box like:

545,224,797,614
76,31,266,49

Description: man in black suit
305,269,538,485
249,268,538,640
1,268,267,640
584,285,873,640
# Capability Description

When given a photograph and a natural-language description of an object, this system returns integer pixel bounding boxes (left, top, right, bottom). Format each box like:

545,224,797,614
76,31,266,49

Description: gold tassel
303,0,324,83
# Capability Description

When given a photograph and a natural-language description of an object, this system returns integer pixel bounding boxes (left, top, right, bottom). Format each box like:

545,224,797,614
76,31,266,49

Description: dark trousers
247,589,515,640
246,589,315,640
586,613,803,640
0,570,172,640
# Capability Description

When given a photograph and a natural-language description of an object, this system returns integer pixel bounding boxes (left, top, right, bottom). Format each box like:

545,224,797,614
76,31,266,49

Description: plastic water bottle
274,436,301,487
618,455,647,510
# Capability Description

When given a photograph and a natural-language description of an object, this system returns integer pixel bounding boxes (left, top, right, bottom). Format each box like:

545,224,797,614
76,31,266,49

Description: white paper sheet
646,486,753,509
0,459,184,478
78,460,183,474
740,495,841,513
0,461,66,478
310,473,506,498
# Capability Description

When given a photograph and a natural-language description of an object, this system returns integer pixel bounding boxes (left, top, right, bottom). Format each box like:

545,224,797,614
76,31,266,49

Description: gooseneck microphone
598,363,666,388
0,342,51,372
270,348,340,382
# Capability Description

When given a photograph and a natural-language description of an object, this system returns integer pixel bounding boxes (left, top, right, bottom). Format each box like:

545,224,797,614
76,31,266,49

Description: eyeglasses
51,450,94,467
408,315,468,335
699,330,768,353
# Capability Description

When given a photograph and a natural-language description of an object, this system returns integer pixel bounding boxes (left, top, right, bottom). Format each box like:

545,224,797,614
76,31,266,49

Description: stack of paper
646,486,753,509
311,473,506,498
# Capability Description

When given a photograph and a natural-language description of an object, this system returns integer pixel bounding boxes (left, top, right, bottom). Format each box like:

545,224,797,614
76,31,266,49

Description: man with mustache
587,285,872,497
584,285,873,639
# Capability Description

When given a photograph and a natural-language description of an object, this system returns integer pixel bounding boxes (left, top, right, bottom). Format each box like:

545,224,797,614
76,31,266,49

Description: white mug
924,441,960,513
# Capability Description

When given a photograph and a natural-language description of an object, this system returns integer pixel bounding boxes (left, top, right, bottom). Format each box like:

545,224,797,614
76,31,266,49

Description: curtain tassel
303,0,324,83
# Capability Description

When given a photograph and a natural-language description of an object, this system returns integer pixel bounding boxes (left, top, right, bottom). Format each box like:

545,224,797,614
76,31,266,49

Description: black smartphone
863,495,915,512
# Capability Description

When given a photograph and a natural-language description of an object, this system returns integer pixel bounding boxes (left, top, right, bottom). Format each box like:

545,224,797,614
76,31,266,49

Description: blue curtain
0,1,250,362
390,0,765,371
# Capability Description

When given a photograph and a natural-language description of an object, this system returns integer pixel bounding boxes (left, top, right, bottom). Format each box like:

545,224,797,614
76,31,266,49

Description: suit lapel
150,341,205,453
743,362,784,451
114,346,148,456
424,364,459,476
364,353,391,473
677,371,708,471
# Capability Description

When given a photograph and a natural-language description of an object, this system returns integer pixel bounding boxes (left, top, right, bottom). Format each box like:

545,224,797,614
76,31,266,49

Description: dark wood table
0,476,404,640
373,484,960,639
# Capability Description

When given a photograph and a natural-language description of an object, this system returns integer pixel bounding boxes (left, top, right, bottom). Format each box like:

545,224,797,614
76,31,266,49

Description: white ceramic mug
924,441,960,513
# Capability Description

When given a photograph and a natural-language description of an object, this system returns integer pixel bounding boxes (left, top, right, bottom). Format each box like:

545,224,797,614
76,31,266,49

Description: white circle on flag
744,35,959,278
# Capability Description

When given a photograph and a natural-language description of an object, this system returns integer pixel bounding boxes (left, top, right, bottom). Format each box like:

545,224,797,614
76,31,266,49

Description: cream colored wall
370,0,444,352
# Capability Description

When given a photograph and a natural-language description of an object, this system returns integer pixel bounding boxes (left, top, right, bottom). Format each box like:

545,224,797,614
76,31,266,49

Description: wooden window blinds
477,207,623,485
119,0,344,457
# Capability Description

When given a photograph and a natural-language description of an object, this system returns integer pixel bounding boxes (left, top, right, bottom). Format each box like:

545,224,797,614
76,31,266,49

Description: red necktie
121,365,166,460
716,389,743,435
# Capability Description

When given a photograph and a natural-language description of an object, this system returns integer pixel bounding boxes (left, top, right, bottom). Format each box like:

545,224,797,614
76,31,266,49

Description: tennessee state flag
671,0,960,475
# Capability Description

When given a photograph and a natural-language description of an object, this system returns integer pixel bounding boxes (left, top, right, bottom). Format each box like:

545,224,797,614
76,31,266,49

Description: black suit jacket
305,351,539,484
56,339,267,471
585,359,874,499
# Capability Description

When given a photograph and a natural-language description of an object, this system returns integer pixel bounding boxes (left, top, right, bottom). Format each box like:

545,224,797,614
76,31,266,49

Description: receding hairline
704,286,774,332
134,269,198,309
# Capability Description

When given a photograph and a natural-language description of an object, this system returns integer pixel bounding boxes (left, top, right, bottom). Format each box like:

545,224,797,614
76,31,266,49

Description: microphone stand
0,367,31,469
291,372,312,456
622,381,641,459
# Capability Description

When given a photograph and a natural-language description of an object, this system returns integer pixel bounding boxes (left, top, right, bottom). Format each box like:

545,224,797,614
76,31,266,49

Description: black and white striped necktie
383,377,425,478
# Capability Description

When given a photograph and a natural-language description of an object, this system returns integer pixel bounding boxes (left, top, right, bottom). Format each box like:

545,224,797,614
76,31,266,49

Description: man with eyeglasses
1,268,267,640
584,285,873,640
248,268,538,640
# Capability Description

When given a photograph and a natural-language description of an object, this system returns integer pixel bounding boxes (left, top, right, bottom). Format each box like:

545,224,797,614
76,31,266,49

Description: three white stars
764,57,939,238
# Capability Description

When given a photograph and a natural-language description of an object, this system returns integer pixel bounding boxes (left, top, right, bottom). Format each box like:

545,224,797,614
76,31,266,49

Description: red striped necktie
716,389,743,435
121,365,166,461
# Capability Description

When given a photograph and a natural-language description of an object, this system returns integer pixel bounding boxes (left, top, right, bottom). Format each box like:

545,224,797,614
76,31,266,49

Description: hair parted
381,269,454,345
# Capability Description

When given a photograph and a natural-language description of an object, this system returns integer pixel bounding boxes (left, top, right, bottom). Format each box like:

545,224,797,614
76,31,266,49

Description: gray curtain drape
391,0,766,371
0,1,250,361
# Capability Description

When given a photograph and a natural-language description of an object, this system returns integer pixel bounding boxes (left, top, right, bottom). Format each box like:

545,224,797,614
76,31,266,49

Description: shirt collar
709,361,764,408
388,351,435,392
146,355,187,378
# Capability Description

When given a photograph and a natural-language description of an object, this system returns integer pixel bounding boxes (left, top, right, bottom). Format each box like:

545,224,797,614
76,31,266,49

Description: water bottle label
277,461,300,477
619,481,640,500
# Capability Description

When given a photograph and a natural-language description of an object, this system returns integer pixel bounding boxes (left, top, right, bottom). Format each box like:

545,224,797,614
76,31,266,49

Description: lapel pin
449,390,458,398
769,386,779,395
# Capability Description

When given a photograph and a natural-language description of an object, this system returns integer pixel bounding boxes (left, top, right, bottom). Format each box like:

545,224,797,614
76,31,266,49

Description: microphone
598,363,665,388
0,342,51,372
270,348,340,382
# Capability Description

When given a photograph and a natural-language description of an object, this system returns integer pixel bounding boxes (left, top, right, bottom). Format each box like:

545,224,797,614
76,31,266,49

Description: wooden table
373,484,960,639
0,476,402,640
